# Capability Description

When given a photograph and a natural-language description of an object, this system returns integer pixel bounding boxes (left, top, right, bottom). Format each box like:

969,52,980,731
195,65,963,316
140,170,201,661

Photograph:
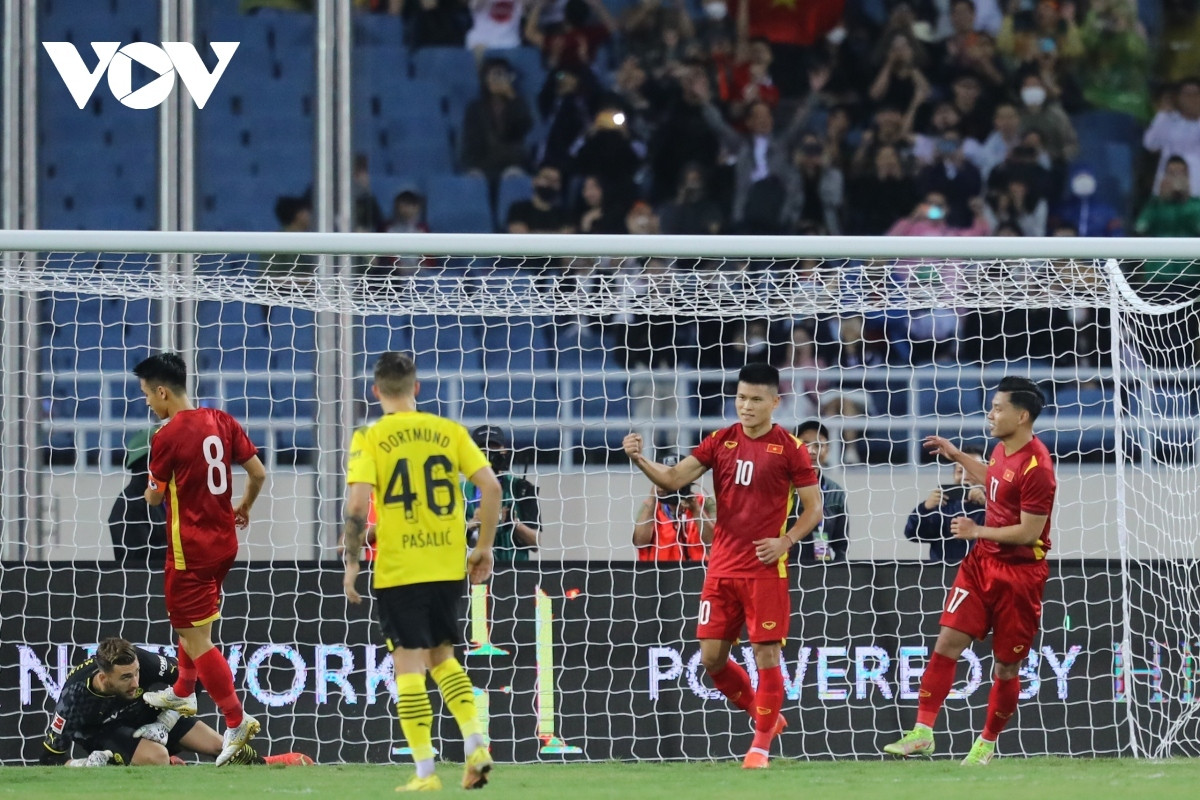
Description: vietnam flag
741,0,845,47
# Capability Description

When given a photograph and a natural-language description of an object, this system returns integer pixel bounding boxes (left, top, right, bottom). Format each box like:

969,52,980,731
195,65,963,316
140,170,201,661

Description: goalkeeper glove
66,749,113,767
134,709,181,746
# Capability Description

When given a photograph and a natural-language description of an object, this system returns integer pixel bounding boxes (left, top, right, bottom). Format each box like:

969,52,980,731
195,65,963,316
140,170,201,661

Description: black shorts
375,580,466,651
87,715,199,765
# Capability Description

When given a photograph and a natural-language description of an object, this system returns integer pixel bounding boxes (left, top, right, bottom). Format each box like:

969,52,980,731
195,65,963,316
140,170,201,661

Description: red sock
981,676,1020,742
194,646,243,728
172,641,197,697
916,652,957,729
750,665,784,752
708,659,755,716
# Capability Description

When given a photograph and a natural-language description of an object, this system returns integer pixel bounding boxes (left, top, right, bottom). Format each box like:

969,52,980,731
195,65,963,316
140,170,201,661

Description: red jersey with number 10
148,408,258,571
978,435,1056,563
691,423,818,579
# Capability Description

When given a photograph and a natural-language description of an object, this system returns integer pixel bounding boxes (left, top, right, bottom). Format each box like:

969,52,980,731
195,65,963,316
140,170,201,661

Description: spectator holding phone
904,445,987,563
633,454,715,562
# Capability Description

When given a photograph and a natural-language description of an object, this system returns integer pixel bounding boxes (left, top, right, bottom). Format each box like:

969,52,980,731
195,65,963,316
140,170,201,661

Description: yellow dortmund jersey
347,411,491,589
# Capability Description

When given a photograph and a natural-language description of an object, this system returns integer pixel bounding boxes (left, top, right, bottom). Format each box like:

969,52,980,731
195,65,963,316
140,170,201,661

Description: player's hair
961,444,986,458
132,352,187,394
796,420,830,441
737,363,780,392
94,637,137,673
996,376,1045,422
374,351,417,397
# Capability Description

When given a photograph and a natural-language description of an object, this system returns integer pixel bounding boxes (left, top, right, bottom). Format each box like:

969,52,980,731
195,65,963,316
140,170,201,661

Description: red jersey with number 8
691,423,818,579
148,408,258,571
978,435,1056,563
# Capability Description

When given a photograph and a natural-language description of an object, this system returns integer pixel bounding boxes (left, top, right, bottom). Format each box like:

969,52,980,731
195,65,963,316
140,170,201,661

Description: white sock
464,733,486,756
415,758,436,779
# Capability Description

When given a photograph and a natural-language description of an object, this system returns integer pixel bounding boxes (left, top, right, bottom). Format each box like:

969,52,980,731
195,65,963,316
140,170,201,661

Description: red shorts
940,550,1049,662
164,556,235,628
696,576,791,643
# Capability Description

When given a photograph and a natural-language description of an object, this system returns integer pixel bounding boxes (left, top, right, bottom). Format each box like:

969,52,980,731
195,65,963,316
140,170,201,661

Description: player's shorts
87,715,199,766
696,575,791,643
164,556,235,629
939,550,1049,662
375,580,465,651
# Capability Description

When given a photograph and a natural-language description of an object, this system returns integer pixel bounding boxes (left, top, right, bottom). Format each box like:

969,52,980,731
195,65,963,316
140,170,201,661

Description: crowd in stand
308,0,1200,249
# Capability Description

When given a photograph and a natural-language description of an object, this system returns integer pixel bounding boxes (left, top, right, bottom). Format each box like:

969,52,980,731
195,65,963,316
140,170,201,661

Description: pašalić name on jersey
377,427,451,452
402,530,452,548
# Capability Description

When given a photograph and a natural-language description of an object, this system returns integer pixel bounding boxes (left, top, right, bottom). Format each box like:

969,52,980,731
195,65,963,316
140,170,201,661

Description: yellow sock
430,658,481,739
395,672,435,763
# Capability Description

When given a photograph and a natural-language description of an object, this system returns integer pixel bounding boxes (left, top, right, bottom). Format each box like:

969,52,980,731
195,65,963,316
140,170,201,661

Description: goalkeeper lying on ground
39,636,312,767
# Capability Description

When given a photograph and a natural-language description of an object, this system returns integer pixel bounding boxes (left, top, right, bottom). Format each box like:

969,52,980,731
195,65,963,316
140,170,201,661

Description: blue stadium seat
196,301,271,370
221,378,273,422
271,377,317,452
358,313,414,373
353,13,406,49
481,317,554,371
410,314,484,372
915,375,985,417
496,173,533,228
425,174,492,233
380,115,454,178
1046,384,1115,458
1072,110,1142,146
413,47,479,111
268,307,318,372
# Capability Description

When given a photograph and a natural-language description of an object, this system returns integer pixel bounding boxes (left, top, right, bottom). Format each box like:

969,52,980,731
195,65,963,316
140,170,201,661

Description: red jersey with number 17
978,435,1056,563
147,408,258,571
691,423,818,579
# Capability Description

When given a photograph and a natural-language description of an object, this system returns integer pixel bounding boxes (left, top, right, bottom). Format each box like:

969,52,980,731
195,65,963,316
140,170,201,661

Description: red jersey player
623,363,822,769
885,376,1056,765
131,353,267,767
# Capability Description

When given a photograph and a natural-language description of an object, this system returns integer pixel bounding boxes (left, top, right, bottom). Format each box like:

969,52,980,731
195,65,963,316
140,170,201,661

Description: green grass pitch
7,759,1200,800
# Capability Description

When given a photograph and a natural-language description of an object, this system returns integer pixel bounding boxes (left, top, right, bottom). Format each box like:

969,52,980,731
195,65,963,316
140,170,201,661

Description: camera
663,484,695,506
940,483,967,505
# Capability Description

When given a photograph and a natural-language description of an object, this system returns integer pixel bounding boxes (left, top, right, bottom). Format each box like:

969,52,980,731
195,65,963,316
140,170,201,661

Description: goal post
0,231,1198,763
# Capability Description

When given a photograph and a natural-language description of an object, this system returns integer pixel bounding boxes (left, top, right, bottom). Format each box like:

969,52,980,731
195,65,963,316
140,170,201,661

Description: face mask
704,1,727,20
534,185,560,203
936,138,959,156
927,205,945,221
1021,86,1047,107
1071,173,1097,197
826,26,847,45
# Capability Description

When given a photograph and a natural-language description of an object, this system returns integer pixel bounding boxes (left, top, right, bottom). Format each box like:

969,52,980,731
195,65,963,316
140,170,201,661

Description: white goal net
1,232,1197,764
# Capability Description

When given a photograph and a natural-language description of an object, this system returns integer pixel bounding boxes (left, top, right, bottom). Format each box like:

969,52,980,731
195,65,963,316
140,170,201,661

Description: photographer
464,425,541,562
633,455,715,562
904,445,987,563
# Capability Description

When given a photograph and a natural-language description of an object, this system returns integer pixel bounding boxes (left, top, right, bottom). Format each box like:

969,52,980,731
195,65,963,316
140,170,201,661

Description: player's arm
467,465,502,584
923,435,988,485
754,484,823,565
510,482,541,549
342,481,373,605
632,490,659,547
144,427,170,506
234,454,267,527
622,433,707,490
697,494,717,545
951,510,1048,546
38,690,75,765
